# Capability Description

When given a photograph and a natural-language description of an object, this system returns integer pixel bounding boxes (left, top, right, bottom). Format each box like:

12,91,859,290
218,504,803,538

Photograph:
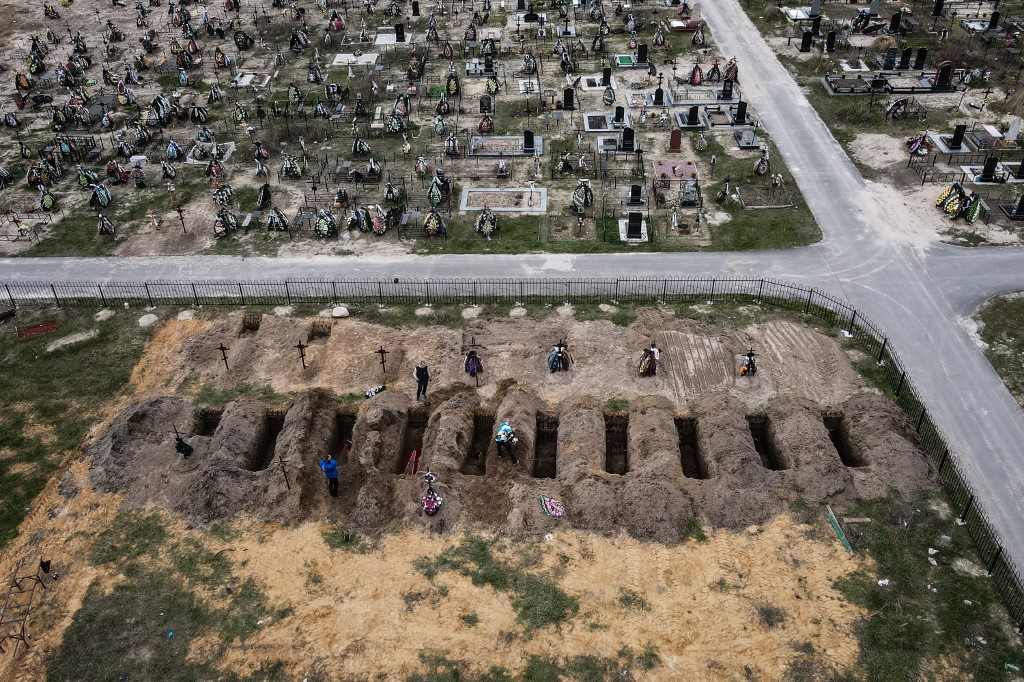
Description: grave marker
888,12,902,33
811,15,821,36
637,44,648,64
602,67,612,86
981,156,998,182
517,0,526,10
480,94,492,113
687,105,699,125
523,129,535,153
563,87,575,110
395,23,406,42
1015,193,1024,214
653,87,665,106
484,55,494,73
988,11,1000,31
628,184,643,205
620,126,635,151
626,212,643,239
868,0,880,16
883,47,897,70
931,0,943,16
809,0,821,18
826,30,836,53
721,79,734,99
949,123,967,149
669,128,682,152
936,61,952,87
1007,117,1022,143
613,105,625,124
735,100,747,124
913,47,928,70
800,30,813,52
898,47,911,70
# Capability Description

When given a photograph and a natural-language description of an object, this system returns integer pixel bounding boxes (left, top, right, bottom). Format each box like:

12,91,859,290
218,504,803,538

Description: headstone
563,87,574,110
931,0,943,16
883,47,897,70
412,0,420,14
936,61,952,87
613,105,625,123
669,128,682,151
809,0,821,18
721,79,733,99
628,184,643,205
1007,117,1022,143
981,156,998,182
988,10,1000,31
395,23,406,42
687,105,699,125
626,212,643,239
620,126,635,151
602,67,612,87
898,47,911,70
949,123,966,148
871,75,887,90
740,129,756,146
523,129,535,153
517,0,526,10
826,30,836,53
735,100,747,124
799,31,813,52
1015,192,1024,214
484,55,494,72
480,94,492,113
913,47,928,70
653,87,665,106
637,44,648,64
868,0,880,16
888,12,902,33
811,15,821,36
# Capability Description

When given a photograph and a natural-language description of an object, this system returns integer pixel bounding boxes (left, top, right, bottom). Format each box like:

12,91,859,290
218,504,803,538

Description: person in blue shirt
319,455,339,497
495,419,518,465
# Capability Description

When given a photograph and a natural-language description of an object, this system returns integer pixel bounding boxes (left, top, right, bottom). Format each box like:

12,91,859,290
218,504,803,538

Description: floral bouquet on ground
540,495,565,519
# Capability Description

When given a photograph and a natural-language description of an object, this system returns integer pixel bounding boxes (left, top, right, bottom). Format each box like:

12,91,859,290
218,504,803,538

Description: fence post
98,285,108,309
519,280,524,304
988,546,1003,576
331,280,337,302
425,280,431,305
756,278,764,303
959,494,975,523
144,283,153,307
239,283,246,306
4,283,13,309
285,281,292,304
473,281,477,306
895,371,906,397
613,279,619,302
847,310,857,335
51,284,61,308
662,278,668,301
938,448,949,472
192,283,200,306
804,288,813,314
566,280,571,303
916,408,926,432
877,337,888,363
708,278,716,303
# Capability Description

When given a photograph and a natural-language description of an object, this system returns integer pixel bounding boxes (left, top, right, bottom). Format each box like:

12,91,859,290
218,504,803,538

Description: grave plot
398,410,429,474
605,415,629,475
533,414,559,478
459,187,548,212
746,414,790,471
822,410,866,467
246,410,287,472
460,414,494,476
676,418,709,479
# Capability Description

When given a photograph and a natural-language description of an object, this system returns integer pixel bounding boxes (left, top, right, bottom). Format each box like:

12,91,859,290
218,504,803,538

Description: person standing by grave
495,418,519,465
648,341,660,375
319,454,339,497
414,360,430,401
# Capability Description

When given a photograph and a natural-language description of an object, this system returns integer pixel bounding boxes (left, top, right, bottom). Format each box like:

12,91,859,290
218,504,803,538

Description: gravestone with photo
620,126,635,152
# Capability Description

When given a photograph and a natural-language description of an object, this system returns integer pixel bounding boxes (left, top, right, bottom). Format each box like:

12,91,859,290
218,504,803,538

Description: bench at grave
619,211,648,242
241,210,263,232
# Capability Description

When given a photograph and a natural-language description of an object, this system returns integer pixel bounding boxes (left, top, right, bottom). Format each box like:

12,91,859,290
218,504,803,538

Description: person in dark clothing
414,360,430,401
319,455,339,497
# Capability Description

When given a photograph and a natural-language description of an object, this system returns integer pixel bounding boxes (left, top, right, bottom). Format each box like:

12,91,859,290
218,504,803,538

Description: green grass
49,511,291,682
834,493,1023,681
459,612,480,627
975,294,1024,405
0,308,151,549
412,645,661,681
415,535,579,632
604,397,629,414
194,380,289,410
322,528,370,553
683,518,709,543
617,588,650,611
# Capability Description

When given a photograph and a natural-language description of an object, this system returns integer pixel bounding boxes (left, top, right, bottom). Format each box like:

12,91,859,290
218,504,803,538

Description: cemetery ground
973,291,1024,408
0,0,821,257
0,302,1022,680
745,0,1024,246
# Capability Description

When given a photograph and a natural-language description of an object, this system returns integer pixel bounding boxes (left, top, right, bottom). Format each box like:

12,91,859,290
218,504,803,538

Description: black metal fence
5,275,1024,628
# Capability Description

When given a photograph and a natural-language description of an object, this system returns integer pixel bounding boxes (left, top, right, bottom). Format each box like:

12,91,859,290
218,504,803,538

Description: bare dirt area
0,305,948,680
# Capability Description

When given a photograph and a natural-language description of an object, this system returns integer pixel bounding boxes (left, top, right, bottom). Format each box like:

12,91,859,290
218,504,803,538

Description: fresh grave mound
85,384,935,540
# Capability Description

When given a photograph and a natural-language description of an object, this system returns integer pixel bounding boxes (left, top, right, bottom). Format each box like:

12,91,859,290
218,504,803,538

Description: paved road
4,0,1024,570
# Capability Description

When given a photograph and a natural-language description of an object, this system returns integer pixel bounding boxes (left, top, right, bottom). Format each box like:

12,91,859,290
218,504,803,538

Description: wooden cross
295,340,307,369
218,343,230,370
376,345,389,375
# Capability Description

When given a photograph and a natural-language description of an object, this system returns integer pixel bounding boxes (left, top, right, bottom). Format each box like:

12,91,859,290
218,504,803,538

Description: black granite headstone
626,212,643,239
517,0,526,10
563,87,574,110
981,156,998,182
914,47,928,69
799,30,813,52
735,100,747,124
653,87,664,106
480,94,492,113
888,11,902,33
628,184,643,204
637,44,648,63
613,105,624,123
721,79,733,99
826,30,836,52
949,123,967,149
811,15,821,35
484,55,494,72
931,0,943,17
1015,193,1024,214
412,1,420,15
883,47,897,69
602,67,612,87
687,105,699,125
620,126,635,151
523,129,535,153
395,23,406,42
936,61,952,87
988,10,1000,31
898,47,911,70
